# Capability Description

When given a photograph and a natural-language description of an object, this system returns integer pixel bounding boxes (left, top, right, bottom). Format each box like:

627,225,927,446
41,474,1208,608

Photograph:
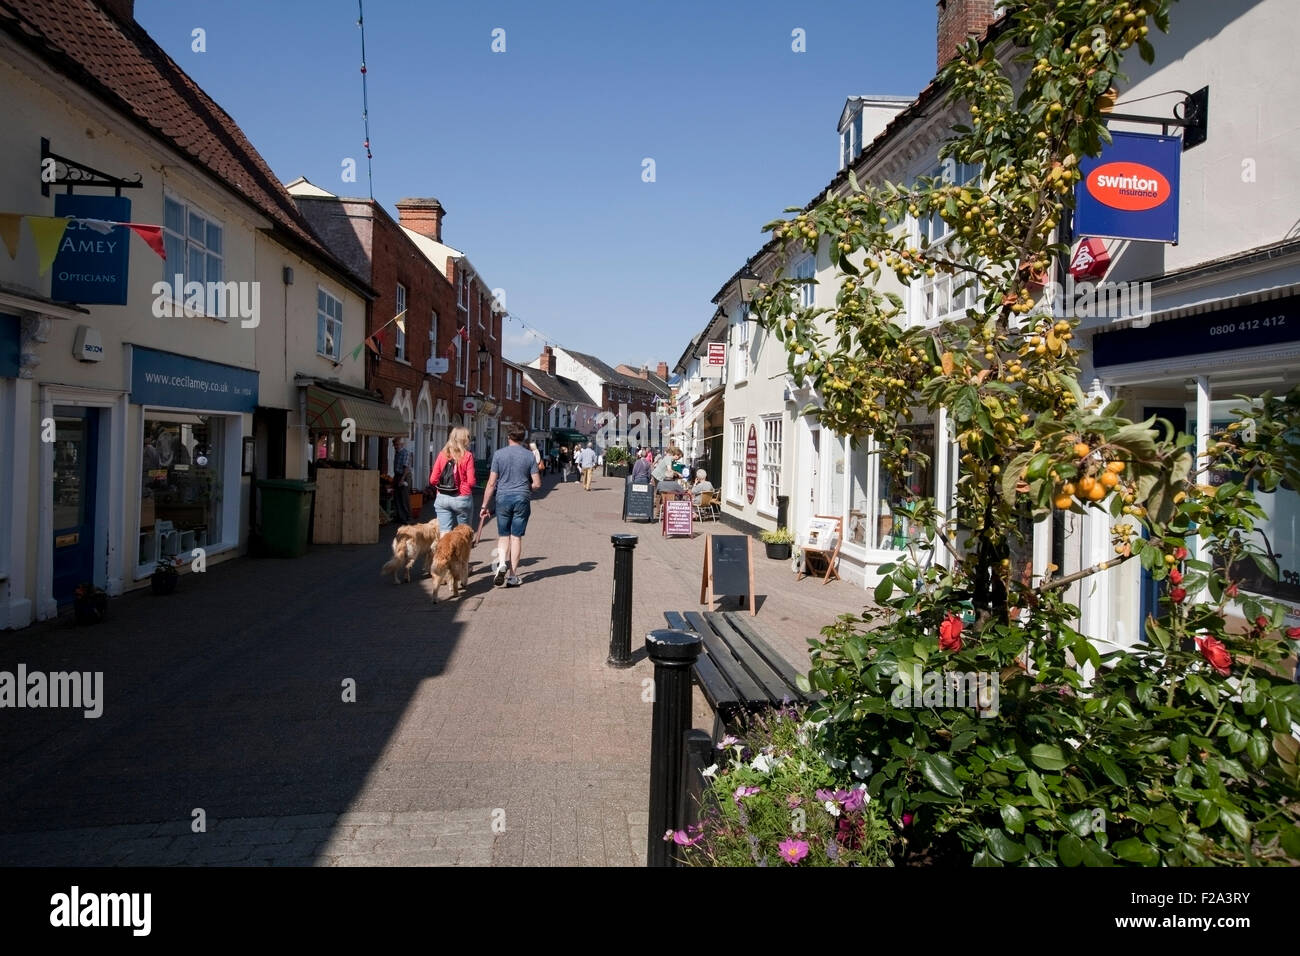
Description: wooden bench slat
704,612,796,706
665,611,742,714
683,610,771,708
716,612,816,702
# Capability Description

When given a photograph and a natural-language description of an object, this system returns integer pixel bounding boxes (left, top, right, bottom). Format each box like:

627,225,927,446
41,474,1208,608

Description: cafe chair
694,491,720,522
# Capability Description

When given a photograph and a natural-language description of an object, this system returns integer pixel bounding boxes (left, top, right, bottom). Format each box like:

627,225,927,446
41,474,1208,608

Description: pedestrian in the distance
480,427,541,587
578,441,598,491
560,445,573,482
630,449,653,484
392,436,414,523
430,426,476,531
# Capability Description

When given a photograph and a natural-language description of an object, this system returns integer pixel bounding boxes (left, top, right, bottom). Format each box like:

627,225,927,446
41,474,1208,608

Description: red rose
1195,636,1233,677
1170,587,1187,604
1286,626,1300,640
1174,546,1189,560
1225,584,1239,598
1169,569,1183,585
1255,615,1269,629
939,612,964,652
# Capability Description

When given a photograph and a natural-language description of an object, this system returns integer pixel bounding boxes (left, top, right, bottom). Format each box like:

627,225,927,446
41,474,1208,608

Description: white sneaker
493,556,507,587
506,574,521,587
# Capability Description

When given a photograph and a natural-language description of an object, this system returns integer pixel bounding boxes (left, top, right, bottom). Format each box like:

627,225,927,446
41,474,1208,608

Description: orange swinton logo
1086,161,1171,211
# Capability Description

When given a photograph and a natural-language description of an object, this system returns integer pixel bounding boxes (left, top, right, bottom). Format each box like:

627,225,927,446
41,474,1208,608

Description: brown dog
381,520,440,584
430,524,473,601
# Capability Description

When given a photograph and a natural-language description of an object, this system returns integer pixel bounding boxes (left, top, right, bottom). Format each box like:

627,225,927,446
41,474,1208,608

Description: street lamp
735,267,761,304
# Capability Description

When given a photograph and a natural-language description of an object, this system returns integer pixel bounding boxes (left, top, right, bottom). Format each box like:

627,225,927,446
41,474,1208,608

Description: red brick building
288,181,463,489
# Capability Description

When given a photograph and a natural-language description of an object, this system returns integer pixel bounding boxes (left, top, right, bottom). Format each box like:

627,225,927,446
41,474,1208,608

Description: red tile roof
0,0,369,294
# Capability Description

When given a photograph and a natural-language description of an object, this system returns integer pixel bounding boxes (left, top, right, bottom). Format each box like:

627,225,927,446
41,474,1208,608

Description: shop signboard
51,194,132,305
1074,131,1180,244
129,345,258,413
744,424,758,504
1093,294,1300,368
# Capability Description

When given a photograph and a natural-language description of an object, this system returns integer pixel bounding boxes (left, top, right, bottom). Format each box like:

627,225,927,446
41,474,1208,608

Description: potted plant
73,582,107,625
604,446,630,478
151,558,180,595
760,527,794,560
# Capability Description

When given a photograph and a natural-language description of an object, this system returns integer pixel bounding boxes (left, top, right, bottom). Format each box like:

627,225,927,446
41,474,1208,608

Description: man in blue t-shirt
481,426,541,587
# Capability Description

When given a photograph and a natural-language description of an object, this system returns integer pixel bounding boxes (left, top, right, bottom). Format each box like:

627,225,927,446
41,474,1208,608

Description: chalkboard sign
663,498,693,537
701,533,756,615
623,477,654,522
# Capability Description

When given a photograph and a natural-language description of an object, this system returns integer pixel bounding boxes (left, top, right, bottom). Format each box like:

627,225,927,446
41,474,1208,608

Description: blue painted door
52,406,99,605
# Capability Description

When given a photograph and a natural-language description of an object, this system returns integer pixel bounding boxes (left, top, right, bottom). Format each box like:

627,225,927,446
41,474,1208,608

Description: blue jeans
496,494,531,537
434,493,473,532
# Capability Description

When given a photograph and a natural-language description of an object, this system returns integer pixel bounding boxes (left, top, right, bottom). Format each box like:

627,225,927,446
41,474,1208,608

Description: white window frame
394,282,407,361
912,159,982,327
453,336,465,386
728,418,746,505
759,414,782,517
317,286,343,361
161,193,225,318
794,256,815,310
428,310,441,376
732,310,750,383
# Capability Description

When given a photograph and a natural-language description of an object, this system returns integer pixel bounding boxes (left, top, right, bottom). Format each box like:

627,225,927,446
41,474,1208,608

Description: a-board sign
700,533,756,615
623,477,654,521
663,498,693,537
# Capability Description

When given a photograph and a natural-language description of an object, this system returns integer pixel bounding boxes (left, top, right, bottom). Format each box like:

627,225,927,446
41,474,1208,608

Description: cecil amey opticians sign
1074,130,1181,244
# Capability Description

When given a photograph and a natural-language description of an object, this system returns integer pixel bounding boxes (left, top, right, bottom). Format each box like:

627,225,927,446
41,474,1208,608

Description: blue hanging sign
50,194,132,305
130,345,259,413
0,313,20,378
1074,131,1181,244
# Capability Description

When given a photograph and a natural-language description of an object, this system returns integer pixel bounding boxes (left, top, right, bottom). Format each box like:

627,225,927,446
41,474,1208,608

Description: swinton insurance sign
1074,131,1180,244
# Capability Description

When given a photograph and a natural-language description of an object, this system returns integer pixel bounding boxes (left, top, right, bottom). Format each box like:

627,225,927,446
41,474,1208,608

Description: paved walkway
0,470,870,866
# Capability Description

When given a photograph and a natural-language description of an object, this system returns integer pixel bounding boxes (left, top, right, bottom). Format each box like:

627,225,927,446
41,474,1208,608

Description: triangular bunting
125,223,166,259
349,341,365,361
26,216,70,275
394,310,406,334
76,218,116,235
0,213,21,260
365,335,380,355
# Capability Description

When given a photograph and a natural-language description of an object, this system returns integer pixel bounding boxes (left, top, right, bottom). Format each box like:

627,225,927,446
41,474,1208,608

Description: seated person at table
630,450,653,483
690,469,714,502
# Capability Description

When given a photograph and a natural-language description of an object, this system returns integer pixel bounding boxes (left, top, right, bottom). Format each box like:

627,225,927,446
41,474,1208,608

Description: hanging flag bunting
393,309,406,334
124,223,166,260
76,218,116,235
349,341,365,361
0,213,21,260
366,334,381,355
457,326,469,341
26,216,71,275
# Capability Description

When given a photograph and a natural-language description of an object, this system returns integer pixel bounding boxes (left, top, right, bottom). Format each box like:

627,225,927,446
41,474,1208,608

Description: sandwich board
700,533,756,615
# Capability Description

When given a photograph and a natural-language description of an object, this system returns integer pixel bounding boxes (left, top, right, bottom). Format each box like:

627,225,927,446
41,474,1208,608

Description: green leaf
1057,832,1084,867
1026,769,1052,809
1196,799,1219,829
1098,755,1128,787
918,752,963,798
1001,804,1025,834
1113,838,1160,866
874,576,894,604
1281,826,1300,860
985,828,1026,862
1170,734,1189,762
1030,743,1069,771
1220,807,1251,844
1247,733,1270,768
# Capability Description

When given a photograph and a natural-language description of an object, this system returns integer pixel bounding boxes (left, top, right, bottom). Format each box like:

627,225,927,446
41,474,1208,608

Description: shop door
52,406,99,605
1139,406,1188,633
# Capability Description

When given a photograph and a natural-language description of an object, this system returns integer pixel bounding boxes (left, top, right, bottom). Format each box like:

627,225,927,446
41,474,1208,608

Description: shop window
848,440,873,548
139,416,224,567
876,424,936,550
317,287,343,361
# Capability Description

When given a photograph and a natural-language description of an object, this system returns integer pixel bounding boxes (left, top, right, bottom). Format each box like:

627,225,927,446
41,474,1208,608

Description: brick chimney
395,197,446,242
538,345,556,375
99,0,134,22
937,0,1000,69
656,361,669,380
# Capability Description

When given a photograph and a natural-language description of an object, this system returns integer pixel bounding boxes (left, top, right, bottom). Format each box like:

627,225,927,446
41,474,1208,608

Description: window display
139,415,223,566
876,424,935,551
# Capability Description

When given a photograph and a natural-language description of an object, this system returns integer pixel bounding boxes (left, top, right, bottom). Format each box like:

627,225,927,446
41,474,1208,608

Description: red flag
124,223,166,259
457,326,469,341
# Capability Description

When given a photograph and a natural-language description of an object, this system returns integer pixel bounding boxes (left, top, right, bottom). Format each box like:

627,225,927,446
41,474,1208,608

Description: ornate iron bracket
1105,86,1208,151
40,138,145,197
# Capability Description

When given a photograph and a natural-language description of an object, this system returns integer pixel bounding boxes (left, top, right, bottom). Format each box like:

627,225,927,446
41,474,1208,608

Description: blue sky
137,0,936,368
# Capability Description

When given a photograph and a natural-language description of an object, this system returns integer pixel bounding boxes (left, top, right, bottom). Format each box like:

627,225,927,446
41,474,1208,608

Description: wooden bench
663,609,816,740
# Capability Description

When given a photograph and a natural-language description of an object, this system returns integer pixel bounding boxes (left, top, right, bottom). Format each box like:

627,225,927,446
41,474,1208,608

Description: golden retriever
430,524,473,601
381,520,440,584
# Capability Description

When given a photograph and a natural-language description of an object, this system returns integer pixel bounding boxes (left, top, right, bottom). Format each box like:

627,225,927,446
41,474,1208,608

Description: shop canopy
305,383,408,438
680,391,722,433
551,428,588,445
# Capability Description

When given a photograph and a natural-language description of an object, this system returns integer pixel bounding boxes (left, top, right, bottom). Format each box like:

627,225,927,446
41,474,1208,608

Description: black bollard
645,628,702,867
607,534,639,668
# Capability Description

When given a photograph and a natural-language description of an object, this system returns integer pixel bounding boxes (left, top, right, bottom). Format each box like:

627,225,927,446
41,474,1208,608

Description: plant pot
409,492,424,515
608,464,629,479
151,572,178,596
765,542,792,560
73,593,107,625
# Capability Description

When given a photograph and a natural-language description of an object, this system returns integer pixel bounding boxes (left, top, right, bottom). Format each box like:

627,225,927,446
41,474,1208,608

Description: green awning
551,428,588,444
305,384,408,438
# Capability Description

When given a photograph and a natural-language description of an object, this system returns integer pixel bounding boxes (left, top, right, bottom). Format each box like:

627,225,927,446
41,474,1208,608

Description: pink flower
778,838,810,864
1287,626,1300,639
900,813,914,827
1225,584,1239,598
939,612,964,652
733,785,761,803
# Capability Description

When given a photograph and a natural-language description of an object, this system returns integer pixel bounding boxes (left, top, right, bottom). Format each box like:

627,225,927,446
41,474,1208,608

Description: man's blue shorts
496,494,531,537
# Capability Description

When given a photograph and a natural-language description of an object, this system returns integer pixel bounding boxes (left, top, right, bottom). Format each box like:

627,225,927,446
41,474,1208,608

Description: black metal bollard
645,628,702,867
607,534,638,668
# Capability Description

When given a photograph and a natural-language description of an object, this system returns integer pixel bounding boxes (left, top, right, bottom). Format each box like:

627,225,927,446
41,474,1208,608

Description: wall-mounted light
735,267,761,304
